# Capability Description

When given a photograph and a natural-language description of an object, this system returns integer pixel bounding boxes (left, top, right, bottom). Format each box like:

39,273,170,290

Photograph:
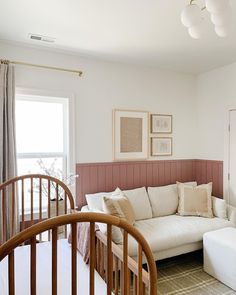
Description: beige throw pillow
102,188,135,225
177,182,213,218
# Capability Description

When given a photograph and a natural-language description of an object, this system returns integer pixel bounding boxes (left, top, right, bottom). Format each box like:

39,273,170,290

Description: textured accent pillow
212,196,227,219
123,187,152,220
102,188,135,225
177,182,213,218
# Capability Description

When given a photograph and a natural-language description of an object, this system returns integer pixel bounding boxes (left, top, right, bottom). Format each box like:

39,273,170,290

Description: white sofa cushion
85,191,114,211
148,182,197,217
127,215,233,257
212,196,227,219
123,187,152,221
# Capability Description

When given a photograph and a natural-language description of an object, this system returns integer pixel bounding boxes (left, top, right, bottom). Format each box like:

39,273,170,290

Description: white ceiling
1,0,236,74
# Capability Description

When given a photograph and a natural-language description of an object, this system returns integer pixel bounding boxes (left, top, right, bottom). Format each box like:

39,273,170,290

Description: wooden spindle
127,269,131,294
90,222,95,295
31,236,36,295
8,251,15,295
107,224,113,295
12,183,15,236
101,241,105,279
115,257,119,295
30,178,33,225
134,275,138,295
52,227,58,295
56,183,59,216
138,244,143,295
21,180,25,231
71,223,77,295
122,231,128,295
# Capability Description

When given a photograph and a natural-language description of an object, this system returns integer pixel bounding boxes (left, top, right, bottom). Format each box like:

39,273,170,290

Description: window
15,92,71,213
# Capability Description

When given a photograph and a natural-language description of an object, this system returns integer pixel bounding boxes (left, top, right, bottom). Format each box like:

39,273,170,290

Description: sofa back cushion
148,184,178,217
148,182,197,217
85,191,114,211
123,187,152,220
212,196,227,219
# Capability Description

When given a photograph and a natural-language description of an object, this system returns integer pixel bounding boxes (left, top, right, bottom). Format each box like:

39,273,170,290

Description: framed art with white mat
150,114,172,134
151,137,172,156
113,109,148,160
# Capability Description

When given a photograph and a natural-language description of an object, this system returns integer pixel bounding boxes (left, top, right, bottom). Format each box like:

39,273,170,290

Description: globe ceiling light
181,0,232,39
205,0,230,14
188,21,204,39
211,8,231,27
215,25,230,37
181,4,202,27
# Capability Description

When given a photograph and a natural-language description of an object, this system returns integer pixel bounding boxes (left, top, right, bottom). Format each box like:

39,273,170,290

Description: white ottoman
204,227,236,291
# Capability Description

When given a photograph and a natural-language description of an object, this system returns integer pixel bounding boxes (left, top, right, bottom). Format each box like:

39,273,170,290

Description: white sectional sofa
81,182,236,261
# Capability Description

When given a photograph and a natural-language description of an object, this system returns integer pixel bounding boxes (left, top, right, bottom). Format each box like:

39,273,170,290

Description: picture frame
151,137,172,156
150,114,172,134
113,109,148,161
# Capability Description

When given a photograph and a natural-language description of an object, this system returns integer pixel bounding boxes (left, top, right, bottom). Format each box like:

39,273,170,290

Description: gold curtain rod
9,60,83,77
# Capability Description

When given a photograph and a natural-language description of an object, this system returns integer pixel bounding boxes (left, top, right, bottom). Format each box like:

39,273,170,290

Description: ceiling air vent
29,34,55,43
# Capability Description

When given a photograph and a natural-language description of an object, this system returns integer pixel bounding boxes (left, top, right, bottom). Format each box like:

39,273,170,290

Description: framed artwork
151,137,172,156
113,109,148,160
150,114,172,134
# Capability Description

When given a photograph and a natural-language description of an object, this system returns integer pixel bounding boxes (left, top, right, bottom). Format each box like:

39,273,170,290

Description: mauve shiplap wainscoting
76,159,223,209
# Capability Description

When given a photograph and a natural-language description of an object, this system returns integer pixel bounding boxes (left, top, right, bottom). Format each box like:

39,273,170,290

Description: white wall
197,62,236,160
0,41,197,163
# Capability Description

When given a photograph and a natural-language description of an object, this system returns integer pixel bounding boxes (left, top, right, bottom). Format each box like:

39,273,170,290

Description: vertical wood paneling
152,163,159,186
112,165,120,188
76,159,224,208
119,165,127,189
158,162,165,185
133,164,140,188
126,165,134,189
219,162,223,197
90,166,98,193
98,166,106,192
146,163,153,187
170,162,177,184
176,161,182,182
164,162,171,185
105,165,113,192
196,160,223,198
140,163,147,187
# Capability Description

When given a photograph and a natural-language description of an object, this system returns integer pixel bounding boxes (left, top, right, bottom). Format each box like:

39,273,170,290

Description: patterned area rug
156,251,236,295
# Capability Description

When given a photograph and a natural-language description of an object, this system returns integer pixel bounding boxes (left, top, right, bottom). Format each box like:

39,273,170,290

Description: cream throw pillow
177,182,213,218
102,188,135,225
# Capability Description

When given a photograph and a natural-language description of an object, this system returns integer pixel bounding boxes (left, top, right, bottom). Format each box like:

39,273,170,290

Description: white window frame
16,87,76,194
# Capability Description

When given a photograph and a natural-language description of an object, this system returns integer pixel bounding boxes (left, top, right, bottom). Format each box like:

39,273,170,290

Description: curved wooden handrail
0,174,75,210
0,212,158,294
0,174,75,244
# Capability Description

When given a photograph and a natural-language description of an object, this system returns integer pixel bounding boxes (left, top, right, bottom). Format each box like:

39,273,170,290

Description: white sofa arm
227,205,236,226
81,205,90,212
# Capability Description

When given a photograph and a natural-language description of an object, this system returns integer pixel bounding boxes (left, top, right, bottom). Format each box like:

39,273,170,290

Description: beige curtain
0,60,18,241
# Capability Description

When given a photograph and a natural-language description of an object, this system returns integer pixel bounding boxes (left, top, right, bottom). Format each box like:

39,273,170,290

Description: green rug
156,251,236,295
